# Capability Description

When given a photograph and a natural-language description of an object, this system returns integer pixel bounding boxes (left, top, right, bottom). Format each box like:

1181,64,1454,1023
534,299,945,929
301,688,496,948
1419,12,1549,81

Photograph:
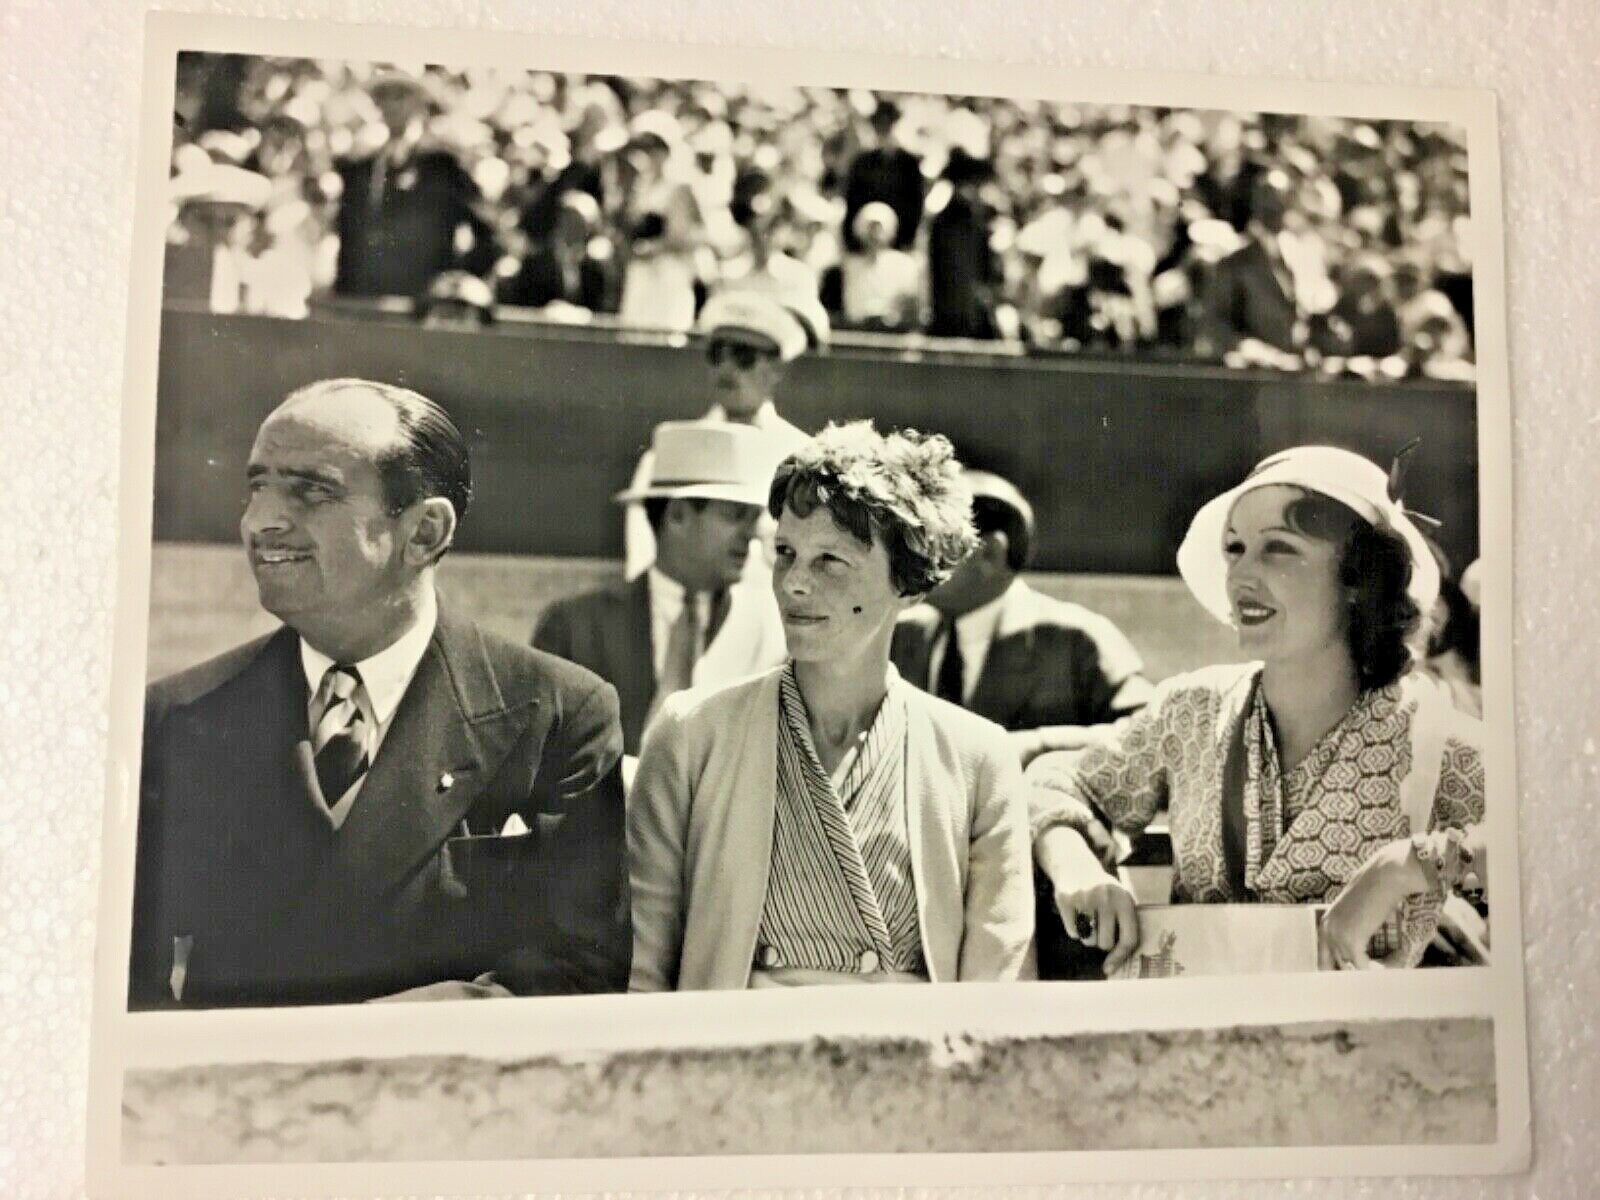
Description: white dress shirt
646,567,713,682
298,587,439,828
926,583,1011,706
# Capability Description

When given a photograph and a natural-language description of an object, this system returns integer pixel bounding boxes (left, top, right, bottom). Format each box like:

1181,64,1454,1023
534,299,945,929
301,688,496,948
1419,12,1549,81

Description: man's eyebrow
246,463,344,488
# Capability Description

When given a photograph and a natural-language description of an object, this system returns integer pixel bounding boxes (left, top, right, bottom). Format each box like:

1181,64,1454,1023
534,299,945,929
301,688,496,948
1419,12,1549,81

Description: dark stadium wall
152,306,1480,575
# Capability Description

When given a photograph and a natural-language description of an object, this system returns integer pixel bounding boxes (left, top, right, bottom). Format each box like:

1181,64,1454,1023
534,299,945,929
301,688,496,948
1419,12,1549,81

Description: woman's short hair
1280,490,1422,690
768,421,978,596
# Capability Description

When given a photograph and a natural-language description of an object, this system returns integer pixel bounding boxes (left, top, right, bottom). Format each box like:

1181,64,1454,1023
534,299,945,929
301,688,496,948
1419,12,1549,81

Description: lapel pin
439,771,455,791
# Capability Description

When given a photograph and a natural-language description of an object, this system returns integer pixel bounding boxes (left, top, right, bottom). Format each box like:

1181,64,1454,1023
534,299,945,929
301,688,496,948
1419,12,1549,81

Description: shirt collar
705,399,779,427
299,588,439,725
952,580,1013,644
648,565,688,613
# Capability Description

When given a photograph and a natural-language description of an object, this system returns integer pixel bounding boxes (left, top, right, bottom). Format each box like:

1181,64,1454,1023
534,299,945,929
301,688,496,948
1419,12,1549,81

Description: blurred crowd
168,53,1477,379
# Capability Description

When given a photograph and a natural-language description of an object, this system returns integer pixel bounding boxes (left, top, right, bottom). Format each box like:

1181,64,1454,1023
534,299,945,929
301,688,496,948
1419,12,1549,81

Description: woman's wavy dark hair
767,421,978,597
1281,490,1421,690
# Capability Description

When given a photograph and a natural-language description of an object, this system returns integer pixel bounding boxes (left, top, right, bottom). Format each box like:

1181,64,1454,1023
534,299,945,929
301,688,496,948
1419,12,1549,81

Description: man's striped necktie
312,664,370,808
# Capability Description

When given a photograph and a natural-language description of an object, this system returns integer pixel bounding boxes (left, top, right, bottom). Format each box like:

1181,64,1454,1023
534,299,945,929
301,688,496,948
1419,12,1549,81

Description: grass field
145,542,1244,683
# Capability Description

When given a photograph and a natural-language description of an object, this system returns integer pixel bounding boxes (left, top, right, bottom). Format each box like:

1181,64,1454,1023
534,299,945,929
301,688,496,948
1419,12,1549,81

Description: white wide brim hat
1177,445,1442,627
613,419,775,508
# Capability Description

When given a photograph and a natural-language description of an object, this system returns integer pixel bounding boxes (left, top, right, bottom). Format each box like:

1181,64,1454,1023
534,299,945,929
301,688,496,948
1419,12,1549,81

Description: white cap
1177,445,1441,627
963,469,1034,538
614,421,774,507
696,289,810,362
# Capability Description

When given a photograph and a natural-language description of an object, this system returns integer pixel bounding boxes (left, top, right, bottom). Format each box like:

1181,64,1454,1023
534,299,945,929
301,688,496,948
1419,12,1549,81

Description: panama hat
614,421,774,507
1177,445,1441,626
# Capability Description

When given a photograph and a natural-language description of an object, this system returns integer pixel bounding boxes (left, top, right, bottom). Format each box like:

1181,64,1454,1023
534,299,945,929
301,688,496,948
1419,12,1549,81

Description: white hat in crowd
170,158,272,210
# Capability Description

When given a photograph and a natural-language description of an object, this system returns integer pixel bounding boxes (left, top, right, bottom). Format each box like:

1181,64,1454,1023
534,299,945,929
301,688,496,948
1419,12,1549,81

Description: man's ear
982,530,1011,569
405,497,457,567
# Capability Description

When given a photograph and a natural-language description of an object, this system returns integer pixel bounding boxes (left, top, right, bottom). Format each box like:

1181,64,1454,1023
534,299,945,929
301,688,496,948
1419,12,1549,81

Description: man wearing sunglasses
623,289,818,580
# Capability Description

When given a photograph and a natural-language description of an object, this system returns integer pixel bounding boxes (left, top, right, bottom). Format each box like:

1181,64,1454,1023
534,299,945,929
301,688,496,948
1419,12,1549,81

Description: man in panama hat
536,421,789,756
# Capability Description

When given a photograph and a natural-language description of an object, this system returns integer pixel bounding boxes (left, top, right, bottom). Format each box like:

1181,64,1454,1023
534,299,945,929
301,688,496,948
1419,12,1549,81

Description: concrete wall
145,542,1245,683
121,1017,1495,1163
150,307,1481,574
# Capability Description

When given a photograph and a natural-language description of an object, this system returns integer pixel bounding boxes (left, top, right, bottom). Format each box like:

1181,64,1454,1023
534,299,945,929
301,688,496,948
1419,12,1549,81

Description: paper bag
1109,903,1324,980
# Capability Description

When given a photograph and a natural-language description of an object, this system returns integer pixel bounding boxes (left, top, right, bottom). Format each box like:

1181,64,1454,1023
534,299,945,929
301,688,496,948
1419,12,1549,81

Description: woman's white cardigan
627,666,1036,991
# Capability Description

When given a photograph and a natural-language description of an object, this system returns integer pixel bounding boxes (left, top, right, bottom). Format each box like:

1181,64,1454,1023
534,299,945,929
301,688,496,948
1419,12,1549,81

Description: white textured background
2,1,1597,1197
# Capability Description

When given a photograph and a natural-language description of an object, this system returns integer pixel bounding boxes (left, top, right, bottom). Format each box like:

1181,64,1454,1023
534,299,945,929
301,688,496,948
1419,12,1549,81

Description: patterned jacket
1026,663,1485,961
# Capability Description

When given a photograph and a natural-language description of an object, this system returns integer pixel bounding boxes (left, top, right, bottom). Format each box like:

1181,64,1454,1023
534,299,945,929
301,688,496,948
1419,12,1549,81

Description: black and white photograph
84,13,1528,1193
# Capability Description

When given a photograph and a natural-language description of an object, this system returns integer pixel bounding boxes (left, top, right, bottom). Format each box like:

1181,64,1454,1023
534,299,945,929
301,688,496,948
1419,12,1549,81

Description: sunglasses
707,340,776,369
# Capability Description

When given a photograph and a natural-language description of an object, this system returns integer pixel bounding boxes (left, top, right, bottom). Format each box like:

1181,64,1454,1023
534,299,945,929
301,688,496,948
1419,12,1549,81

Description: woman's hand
1034,823,1142,975
1319,838,1425,970
1055,879,1141,975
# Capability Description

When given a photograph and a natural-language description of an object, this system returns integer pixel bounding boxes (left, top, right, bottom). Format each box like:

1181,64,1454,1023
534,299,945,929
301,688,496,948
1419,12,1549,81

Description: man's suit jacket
128,605,630,1009
891,581,1151,731
1198,237,1299,353
628,667,1035,991
532,572,787,755
333,149,497,298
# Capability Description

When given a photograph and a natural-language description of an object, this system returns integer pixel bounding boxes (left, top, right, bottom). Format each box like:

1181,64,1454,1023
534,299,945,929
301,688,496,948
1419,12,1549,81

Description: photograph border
88,10,1529,1192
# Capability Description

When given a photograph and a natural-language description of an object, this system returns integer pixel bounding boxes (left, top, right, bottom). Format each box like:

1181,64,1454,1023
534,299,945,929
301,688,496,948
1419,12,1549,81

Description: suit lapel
1249,239,1295,317
705,587,731,647
323,607,532,902
164,628,331,989
624,572,655,696
967,584,1038,727
969,630,1036,728
891,610,939,691
190,625,326,844
613,574,656,749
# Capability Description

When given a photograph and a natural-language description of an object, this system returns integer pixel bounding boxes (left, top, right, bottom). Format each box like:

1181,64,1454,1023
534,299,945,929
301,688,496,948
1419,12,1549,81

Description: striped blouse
753,665,927,977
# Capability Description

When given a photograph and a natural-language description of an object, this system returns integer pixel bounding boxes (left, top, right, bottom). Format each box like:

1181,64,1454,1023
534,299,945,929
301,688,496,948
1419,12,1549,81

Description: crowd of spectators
167,53,1476,379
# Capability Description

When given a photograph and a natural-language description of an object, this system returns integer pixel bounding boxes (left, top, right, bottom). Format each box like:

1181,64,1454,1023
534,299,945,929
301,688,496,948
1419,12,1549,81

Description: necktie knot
312,664,370,812
320,664,362,704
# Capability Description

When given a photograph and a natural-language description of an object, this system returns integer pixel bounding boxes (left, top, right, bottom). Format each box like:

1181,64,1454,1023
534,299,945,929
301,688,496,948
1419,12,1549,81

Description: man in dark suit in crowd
129,379,630,1009
927,150,1004,339
533,421,787,757
892,469,1153,981
892,470,1152,765
332,72,498,300
842,99,925,253
1196,168,1309,357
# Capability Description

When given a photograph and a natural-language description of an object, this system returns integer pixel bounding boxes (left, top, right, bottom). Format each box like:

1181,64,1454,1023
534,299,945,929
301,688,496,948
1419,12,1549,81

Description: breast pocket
437,831,540,903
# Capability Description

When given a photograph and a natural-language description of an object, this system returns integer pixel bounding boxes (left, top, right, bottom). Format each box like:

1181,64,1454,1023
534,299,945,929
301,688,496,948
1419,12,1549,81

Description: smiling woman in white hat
1026,444,1486,975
